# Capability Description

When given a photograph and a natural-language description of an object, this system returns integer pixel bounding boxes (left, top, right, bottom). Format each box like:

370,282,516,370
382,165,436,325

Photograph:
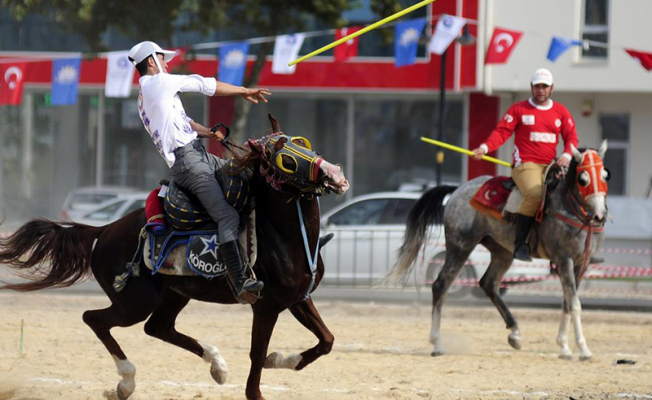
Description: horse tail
385,185,458,285
0,219,105,292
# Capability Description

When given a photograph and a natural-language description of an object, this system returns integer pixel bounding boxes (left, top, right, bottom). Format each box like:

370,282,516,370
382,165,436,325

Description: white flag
272,34,305,75
428,15,467,55
105,51,136,98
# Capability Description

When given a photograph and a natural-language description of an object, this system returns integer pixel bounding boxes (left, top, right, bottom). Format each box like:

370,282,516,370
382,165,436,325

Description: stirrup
514,244,532,262
235,279,263,304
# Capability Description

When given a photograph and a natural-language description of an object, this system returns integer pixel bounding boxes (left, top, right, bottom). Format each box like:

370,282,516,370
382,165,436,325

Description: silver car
319,192,551,297
70,192,149,227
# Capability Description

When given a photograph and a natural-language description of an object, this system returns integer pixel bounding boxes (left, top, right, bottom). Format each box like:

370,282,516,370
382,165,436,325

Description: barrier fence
2,229,651,297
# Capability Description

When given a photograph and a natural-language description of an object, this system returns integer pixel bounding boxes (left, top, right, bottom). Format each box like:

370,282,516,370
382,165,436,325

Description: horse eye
578,171,590,187
601,168,611,182
277,153,297,173
291,137,312,151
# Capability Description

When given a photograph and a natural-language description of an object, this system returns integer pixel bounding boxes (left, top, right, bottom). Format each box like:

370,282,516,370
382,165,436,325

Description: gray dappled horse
387,142,609,360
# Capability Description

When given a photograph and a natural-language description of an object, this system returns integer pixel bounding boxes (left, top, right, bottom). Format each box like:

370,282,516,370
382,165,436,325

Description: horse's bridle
248,133,331,198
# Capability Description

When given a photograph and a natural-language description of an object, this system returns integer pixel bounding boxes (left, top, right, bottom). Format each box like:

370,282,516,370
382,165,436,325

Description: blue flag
51,58,81,105
395,19,426,67
219,42,249,86
547,37,583,62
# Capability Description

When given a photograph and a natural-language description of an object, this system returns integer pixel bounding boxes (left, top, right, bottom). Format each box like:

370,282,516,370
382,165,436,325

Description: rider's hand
556,156,570,168
471,147,486,161
242,88,271,104
555,155,570,175
212,129,225,141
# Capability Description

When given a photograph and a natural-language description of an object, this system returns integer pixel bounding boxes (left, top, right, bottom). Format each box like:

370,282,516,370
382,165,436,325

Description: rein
549,184,605,277
295,198,321,301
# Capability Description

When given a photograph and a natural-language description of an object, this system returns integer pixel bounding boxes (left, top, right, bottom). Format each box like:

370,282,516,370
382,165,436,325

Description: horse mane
222,142,260,175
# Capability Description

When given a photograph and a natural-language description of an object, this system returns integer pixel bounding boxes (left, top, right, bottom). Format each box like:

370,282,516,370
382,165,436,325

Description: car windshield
121,200,146,217
69,193,117,210
85,200,126,221
328,199,390,226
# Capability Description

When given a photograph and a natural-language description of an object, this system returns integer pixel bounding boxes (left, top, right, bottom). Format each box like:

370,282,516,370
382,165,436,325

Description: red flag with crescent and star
485,27,523,65
334,26,362,62
0,62,26,105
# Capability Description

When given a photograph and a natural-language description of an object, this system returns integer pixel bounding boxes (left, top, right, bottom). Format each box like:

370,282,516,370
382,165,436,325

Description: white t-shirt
137,73,217,168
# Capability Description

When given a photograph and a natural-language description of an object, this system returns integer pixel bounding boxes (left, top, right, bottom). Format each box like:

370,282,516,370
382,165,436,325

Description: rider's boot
514,213,535,262
220,240,264,304
319,233,335,250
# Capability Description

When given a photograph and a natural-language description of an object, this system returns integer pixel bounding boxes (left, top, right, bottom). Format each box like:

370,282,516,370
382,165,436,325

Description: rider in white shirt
128,41,270,304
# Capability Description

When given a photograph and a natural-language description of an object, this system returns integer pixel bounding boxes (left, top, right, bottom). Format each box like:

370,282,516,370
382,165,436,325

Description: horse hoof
430,351,444,357
508,335,522,350
579,355,592,362
558,354,572,361
264,352,283,368
116,382,132,400
210,365,228,385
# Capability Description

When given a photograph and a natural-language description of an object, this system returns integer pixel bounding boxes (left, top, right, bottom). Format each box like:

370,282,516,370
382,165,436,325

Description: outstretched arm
213,82,271,104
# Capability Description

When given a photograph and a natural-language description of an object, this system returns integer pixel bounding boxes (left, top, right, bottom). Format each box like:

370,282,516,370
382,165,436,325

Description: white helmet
128,41,176,72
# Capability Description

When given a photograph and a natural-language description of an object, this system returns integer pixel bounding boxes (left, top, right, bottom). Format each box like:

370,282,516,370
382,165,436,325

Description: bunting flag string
1,10,652,107
546,37,583,62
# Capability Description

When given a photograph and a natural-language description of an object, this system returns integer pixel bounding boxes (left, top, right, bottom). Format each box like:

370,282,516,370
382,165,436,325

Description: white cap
128,41,176,65
531,68,553,86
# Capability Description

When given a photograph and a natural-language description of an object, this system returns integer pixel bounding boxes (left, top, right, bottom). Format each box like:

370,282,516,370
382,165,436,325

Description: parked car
61,186,139,221
70,192,149,227
319,192,551,297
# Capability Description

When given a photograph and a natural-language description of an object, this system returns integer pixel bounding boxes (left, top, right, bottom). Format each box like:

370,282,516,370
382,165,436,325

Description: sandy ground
1,293,651,400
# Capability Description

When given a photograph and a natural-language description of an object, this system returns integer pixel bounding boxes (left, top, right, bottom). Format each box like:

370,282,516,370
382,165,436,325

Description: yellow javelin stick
289,0,437,66
420,137,512,168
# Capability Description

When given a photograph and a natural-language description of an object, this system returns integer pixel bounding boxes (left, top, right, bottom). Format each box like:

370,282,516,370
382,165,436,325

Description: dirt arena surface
1,292,651,400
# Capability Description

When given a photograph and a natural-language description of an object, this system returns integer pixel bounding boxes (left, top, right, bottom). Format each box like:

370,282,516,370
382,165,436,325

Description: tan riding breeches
512,162,547,216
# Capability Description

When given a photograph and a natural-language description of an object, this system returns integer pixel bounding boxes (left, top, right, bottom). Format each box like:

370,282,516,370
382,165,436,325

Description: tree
3,0,402,138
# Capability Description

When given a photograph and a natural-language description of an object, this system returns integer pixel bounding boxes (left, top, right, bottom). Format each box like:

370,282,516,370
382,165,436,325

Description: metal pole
96,92,105,187
436,49,447,187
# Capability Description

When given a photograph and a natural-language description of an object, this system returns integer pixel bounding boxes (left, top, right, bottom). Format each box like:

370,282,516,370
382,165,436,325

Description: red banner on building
334,26,362,62
0,62,26,105
485,28,523,64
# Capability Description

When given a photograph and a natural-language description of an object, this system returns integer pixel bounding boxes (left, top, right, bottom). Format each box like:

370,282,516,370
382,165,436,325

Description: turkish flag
485,28,523,64
0,62,26,105
625,49,652,71
334,26,362,62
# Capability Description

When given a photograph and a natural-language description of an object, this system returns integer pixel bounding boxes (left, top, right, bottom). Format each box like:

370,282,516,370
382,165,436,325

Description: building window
600,114,628,196
582,0,609,59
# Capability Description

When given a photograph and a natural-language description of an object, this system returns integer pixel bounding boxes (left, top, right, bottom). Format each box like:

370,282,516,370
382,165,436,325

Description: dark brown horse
0,115,349,400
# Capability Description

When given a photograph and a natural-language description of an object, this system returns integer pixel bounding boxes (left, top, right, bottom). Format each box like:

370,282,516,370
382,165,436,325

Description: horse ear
571,144,582,162
598,139,608,159
268,114,281,133
274,136,288,151
247,139,263,154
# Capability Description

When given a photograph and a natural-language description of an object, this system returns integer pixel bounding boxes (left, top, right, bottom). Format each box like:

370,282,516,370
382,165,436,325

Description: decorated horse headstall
564,145,610,226
247,134,327,196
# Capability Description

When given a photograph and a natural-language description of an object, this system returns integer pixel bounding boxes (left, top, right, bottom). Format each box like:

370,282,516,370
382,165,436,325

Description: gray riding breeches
170,139,239,243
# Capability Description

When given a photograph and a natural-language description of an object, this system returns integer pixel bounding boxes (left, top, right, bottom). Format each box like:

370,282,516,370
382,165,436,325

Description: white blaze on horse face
320,160,349,194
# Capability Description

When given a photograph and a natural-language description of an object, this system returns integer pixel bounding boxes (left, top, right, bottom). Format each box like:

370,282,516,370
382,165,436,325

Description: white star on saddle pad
199,234,219,259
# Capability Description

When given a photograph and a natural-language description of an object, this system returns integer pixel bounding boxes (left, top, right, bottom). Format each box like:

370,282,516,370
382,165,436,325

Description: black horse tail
385,185,458,285
0,219,105,292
